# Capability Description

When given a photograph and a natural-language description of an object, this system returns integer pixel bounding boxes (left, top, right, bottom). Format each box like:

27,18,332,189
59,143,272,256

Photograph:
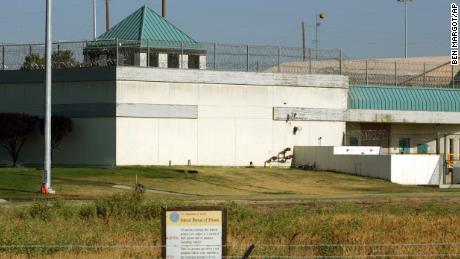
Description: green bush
79,204,96,219
95,192,144,219
227,202,257,222
29,201,52,221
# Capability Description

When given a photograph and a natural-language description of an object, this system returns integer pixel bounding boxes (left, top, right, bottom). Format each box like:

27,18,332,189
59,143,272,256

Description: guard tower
84,5,206,69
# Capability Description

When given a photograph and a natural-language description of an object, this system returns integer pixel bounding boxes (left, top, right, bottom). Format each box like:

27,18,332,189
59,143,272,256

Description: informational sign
334,146,381,155
162,207,227,259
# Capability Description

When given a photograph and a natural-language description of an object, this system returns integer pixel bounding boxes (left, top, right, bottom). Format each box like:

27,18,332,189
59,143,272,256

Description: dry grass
1,166,458,202
1,195,460,258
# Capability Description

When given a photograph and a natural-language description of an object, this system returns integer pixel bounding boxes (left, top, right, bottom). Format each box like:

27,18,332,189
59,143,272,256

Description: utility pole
315,15,319,59
301,21,306,61
162,0,167,17
105,0,110,31
398,0,413,58
93,0,97,40
315,13,326,59
42,0,53,194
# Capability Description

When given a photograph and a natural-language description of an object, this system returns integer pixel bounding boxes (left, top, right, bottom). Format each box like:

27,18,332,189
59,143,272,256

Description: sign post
162,207,227,259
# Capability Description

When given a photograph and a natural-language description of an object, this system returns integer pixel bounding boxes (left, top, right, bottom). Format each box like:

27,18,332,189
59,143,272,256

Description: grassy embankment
1,167,460,257
1,166,459,202
0,193,460,258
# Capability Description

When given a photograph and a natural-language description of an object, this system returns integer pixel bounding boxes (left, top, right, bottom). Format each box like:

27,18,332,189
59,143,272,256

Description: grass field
1,193,460,258
2,167,460,258
1,166,459,202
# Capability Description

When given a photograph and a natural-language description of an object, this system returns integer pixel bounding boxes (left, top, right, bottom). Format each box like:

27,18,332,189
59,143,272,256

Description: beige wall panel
157,119,198,165
197,118,236,166
116,118,159,165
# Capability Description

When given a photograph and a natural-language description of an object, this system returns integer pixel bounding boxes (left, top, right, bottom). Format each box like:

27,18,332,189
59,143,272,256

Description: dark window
417,143,428,154
188,55,200,69
148,52,159,67
119,48,134,66
168,53,180,68
399,138,411,154
349,137,359,146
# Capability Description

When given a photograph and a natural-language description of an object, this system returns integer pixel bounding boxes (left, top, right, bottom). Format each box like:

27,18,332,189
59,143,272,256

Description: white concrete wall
391,155,442,185
199,56,207,70
293,146,392,181
158,53,168,68
134,53,147,67
347,109,460,124
0,79,117,167
293,146,442,185
453,167,460,184
115,68,348,166
179,54,188,69
0,118,116,167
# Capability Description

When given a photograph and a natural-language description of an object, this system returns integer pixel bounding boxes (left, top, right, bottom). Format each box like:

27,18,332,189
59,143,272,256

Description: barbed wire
2,243,460,258
223,254,460,259
2,242,460,249
0,40,457,88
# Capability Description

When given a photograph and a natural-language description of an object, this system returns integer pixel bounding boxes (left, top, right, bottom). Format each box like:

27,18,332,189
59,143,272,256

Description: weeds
1,195,460,257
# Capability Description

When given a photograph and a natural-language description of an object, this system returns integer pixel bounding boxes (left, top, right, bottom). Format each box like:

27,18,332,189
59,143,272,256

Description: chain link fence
2,243,460,258
0,39,457,88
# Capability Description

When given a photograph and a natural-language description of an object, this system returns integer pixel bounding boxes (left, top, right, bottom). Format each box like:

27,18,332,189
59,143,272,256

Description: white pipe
43,0,53,193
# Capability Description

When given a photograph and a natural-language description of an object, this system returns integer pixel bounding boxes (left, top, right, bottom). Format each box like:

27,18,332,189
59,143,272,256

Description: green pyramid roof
97,5,203,51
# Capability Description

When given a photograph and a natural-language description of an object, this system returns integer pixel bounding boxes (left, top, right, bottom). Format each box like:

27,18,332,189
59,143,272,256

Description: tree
0,113,38,166
52,50,79,68
39,115,73,154
20,53,45,70
20,50,80,71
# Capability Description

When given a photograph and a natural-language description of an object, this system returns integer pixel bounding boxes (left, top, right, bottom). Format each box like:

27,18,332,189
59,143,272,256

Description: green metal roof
349,85,460,112
96,5,203,50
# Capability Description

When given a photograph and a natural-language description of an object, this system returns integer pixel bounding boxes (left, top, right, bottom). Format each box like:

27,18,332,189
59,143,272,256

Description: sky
0,0,453,58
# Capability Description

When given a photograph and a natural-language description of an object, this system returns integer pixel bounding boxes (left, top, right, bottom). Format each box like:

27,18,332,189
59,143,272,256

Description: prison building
1,5,460,185
84,6,206,69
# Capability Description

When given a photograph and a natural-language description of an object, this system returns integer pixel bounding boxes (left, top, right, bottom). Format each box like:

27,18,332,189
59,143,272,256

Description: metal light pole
162,0,167,17
398,0,413,58
314,13,326,59
105,0,110,31
42,0,53,194
301,21,306,61
93,0,97,40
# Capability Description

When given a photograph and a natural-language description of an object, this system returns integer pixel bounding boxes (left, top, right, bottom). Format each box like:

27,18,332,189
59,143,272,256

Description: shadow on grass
0,187,38,194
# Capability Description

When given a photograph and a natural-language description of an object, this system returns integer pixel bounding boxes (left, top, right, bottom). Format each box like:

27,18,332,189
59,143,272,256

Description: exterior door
399,138,411,154
417,143,428,154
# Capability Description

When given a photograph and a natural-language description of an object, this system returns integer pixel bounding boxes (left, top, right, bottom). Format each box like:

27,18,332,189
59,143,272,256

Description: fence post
277,46,281,73
213,43,217,70
242,244,255,259
423,63,426,86
246,44,250,72
394,61,397,86
84,41,88,66
444,133,448,185
116,38,119,66
339,48,342,75
180,41,184,69
308,48,312,73
365,59,369,85
1,44,4,70
147,41,150,67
